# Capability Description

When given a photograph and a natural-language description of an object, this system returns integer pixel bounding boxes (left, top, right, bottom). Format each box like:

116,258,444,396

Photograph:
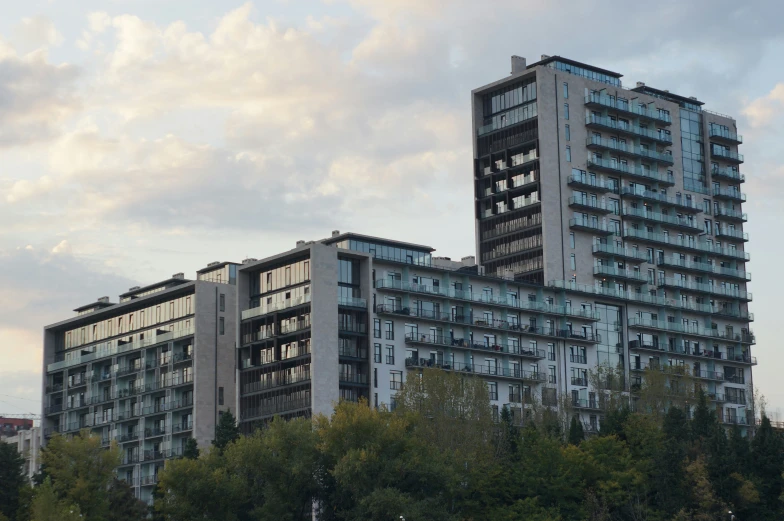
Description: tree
30,479,81,521
0,440,25,521
106,478,147,521
691,387,715,442
226,417,320,520
213,411,240,453
40,431,120,521
750,416,784,519
568,416,584,445
182,438,200,460
599,406,630,440
652,407,690,516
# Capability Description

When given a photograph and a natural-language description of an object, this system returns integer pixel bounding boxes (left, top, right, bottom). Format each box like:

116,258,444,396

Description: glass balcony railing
592,243,648,261
713,187,746,202
587,158,674,185
586,137,674,163
716,227,749,242
658,278,752,301
586,115,673,143
375,280,599,319
711,147,744,163
593,265,647,282
711,167,745,183
622,207,701,231
569,218,613,234
338,296,367,308
620,187,702,212
622,228,750,261
715,207,747,222
584,94,672,124
709,127,742,144
567,174,613,191
568,196,610,212
242,294,311,320
628,318,755,344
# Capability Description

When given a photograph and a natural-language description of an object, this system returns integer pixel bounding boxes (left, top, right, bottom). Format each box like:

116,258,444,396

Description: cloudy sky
1,0,783,420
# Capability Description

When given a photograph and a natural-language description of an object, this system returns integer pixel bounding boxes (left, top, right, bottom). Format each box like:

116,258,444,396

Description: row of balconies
375,279,600,320
376,305,598,341
404,357,547,382
627,317,754,344
403,333,550,359
628,340,756,365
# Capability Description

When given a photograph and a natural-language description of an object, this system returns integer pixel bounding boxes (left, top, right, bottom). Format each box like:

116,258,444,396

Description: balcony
713,187,746,202
116,431,139,443
145,426,167,438
570,376,588,386
567,174,613,192
587,158,675,185
48,327,195,373
568,196,612,214
240,397,312,422
570,354,587,364
172,352,192,364
338,296,368,309
585,114,673,144
710,147,744,164
627,318,755,344
569,217,613,235
622,206,702,232
405,357,546,382
693,370,725,382
139,475,159,486
594,265,647,283
715,207,747,223
586,136,674,164
172,421,193,434
592,243,648,263
622,228,750,261
242,371,311,395
242,294,311,321
711,167,745,183
572,399,602,411
404,333,546,359
374,280,600,320
619,187,702,213
658,278,752,302
657,256,751,281
339,373,368,385
584,94,672,124
338,322,367,335
721,416,749,426
715,227,749,243
709,128,742,144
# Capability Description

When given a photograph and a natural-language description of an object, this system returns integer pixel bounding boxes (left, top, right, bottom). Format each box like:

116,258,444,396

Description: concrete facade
3,426,41,482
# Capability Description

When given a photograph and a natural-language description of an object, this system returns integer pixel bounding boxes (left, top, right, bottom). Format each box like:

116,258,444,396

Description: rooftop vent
502,268,515,281
128,286,141,292
689,96,698,100
540,54,550,60
97,296,110,303
242,258,257,265
331,230,340,237
663,89,669,93
172,272,184,280
636,81,645,88
461,256,476,267
296,240,305,247
207,261,220,267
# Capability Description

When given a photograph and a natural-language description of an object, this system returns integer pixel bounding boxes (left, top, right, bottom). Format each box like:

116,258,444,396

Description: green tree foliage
568,416,584,445
29,479,81,521
0,441,25,521
41,430,120,521
750,416,784,520
182,437,199,460
106,478,148,521
212,411,240,453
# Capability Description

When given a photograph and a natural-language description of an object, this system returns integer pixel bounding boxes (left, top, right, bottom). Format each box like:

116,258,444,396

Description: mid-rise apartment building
470,55,754,426
2,426,42,482
42,267,238,504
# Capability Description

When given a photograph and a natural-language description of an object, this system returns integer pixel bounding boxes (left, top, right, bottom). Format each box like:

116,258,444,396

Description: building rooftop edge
118,277,192,298
195,261,241,274
320,232,436,253
526,55,623,78
631,85,705,107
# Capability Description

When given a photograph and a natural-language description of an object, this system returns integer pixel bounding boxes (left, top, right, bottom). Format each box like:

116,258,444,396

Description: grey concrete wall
310,244,340,418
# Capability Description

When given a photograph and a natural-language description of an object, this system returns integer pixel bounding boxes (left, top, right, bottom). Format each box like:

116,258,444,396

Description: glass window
563,82,568,99
564,103,569,120
565,146,571,162
565,124,570,141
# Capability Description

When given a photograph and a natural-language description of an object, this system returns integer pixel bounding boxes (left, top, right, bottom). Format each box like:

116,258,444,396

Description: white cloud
12,16,63,52
743,83,784,128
